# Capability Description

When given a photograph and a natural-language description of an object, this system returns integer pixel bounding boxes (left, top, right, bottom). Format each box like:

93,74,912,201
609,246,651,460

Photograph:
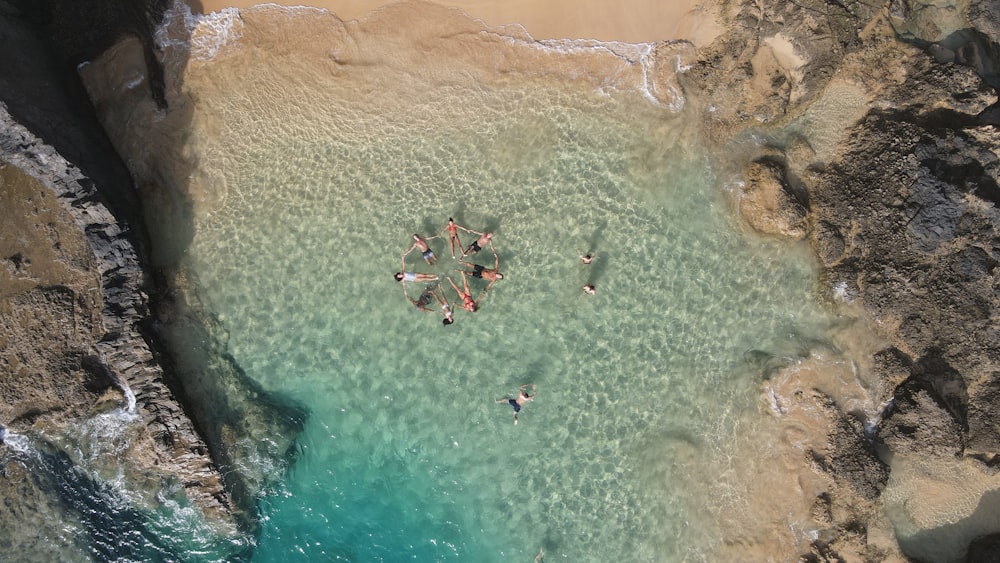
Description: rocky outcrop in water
0,102,237,546
0,0,305,559
0,91,239,490
1,0,237,548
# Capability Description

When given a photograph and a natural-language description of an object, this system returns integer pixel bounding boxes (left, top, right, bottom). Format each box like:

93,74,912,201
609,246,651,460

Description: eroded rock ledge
1,103,235,531
685,0,1000,559
0,5,240,553
1,1,308,553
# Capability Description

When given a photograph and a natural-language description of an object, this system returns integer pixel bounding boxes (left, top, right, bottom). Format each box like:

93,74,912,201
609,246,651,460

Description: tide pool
134,4,843,561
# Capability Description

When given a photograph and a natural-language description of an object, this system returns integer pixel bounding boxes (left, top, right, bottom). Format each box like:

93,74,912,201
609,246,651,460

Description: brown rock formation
1,2,305,554
685,0,1000,559
1,107,235,539
738,155,808,238
0,0,240,551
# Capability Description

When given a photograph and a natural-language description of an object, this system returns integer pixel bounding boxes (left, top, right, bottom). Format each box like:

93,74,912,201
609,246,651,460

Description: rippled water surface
87,3,853,560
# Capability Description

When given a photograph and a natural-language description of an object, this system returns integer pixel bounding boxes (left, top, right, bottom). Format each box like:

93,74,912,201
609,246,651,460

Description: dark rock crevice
2,0,307,548
0,0,148,238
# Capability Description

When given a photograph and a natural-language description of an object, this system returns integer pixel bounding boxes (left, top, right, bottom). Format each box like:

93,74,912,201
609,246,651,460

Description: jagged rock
1,108,236,533
873,347,913,385
792,390,897,563
739,156,808,238
682,0,880,141
808,391,889,502
966,372,1000,461
878,383,966,457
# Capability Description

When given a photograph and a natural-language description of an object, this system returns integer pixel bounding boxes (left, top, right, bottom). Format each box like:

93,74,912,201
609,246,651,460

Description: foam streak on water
80,2,869,560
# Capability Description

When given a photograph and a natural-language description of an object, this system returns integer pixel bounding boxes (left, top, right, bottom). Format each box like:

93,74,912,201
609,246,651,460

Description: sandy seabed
190,0,722,45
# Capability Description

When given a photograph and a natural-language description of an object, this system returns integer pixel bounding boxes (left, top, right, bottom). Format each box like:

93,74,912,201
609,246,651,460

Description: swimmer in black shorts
406,287,436,312
457,252,504,292
464,230,493,256
495,384,536,425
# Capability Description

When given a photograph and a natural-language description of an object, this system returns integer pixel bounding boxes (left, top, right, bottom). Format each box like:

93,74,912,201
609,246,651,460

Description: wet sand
191,0,722,45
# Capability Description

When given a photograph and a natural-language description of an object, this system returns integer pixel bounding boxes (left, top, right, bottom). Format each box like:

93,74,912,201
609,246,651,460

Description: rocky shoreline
0,0,240,540
2,0,999,560
1,0,304,554
684,0,1000,558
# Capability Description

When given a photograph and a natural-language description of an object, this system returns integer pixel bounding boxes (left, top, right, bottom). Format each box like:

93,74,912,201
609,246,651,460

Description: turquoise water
49,4,853,560
174,68,833,562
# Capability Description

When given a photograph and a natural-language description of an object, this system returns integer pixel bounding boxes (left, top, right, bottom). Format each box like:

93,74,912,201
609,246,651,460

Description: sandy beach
189,0,721,45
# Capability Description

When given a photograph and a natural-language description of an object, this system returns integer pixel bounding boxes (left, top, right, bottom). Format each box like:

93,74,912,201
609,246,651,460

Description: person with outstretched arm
464,230,494,256
457,250,504,292
447,273,483,312
495,384,536,425
403,233,438,264
438,217,475,258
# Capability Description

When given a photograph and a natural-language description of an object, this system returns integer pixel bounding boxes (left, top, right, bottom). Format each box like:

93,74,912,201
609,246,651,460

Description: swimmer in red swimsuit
447,273,482,312
438,217,474,258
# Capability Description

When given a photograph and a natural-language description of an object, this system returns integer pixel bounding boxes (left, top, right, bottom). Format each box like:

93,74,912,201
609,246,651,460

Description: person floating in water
464,229,494,256
578,249,597,264
405,285,437,312
438,217,474,259
447,273,482,312
431,285,455,325
496,384,536,425
394,271,438,283
583,283,596,295
457,252,504,292
404,233,438,265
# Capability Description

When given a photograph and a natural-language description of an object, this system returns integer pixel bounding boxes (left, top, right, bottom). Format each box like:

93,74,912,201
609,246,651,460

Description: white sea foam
157,1,245,62
1,431,33,455
125,75,145,90
122,382,137,413
533,37,689,110
94,349,138,413
832,280,851,302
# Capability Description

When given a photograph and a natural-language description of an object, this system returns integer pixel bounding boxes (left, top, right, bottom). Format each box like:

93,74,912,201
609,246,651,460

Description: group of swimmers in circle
393,217,598,426
393,217,503,325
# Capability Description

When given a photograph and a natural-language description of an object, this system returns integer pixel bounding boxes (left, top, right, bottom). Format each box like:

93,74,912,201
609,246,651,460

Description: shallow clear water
199,124,826,561
160,13,837,560
63,3,853,561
